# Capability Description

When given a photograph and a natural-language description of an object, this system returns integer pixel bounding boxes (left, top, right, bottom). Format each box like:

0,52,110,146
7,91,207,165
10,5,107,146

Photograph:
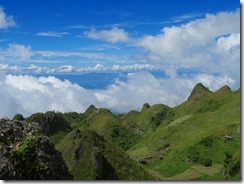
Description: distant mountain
2,83,240,180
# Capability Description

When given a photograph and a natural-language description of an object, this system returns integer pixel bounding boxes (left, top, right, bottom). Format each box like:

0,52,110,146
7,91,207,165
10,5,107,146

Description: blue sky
0,0,240,69
0,0,241,117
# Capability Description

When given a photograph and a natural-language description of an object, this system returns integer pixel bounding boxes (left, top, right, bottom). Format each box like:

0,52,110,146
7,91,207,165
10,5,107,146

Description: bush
111,125,141,150
188,147,200,163
200,158,212,167
13,114,24,121
199,136,216,147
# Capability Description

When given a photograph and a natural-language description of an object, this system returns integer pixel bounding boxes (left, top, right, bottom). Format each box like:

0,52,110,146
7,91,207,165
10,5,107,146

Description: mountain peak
85,105,97,114
141,103,150,111
188,83,211,101
212,85,232,99
215,85,232,94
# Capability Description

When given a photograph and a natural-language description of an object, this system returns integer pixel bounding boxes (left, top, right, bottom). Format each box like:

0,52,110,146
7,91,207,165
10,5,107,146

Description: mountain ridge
0,83,240,180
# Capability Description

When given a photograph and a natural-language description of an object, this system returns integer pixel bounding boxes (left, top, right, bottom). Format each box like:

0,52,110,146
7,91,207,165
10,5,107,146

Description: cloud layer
0,72,235,118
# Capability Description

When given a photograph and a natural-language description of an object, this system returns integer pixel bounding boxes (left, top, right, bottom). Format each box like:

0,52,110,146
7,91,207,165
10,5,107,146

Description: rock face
0,119,73,180
26,111,72,136
0,119,42,143
141,103,150,111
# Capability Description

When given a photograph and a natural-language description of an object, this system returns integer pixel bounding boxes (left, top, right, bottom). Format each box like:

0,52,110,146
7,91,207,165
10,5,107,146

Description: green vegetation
18,83,240,180
10,136,48,179
57,128,154,180
224,151,240,180
126,84,240,180
13,114,25,121
26,111,73,144
111,125,142,150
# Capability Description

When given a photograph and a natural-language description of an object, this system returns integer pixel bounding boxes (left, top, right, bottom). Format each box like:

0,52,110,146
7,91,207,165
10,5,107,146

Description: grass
22,84,240,180
126,86,240,179
57,128,155,180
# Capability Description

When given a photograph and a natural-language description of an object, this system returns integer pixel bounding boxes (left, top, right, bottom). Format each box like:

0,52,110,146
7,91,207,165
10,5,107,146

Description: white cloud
34,50,119,61
58,65,75,73
137,10,240,89
3,43,33,61
111,64,157,71
138,10,239,64
1,63,160,74
0,72,236,118
84,27,130,43
0,42,123,63
36,31,70,37
216,33,240,52
0,7,16,29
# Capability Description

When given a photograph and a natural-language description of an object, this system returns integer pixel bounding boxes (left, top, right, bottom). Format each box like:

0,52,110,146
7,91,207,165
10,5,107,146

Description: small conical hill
212,85,232,99
188,83,212,101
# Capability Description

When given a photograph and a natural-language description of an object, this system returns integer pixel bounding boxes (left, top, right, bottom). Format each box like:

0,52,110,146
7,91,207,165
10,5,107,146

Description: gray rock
0,120,73,180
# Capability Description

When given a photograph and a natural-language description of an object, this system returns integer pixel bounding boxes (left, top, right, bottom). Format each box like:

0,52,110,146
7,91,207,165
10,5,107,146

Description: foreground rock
0,119,73,180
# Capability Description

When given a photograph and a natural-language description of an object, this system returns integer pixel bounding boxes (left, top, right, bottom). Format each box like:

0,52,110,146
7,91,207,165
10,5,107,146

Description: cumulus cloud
137,10,240,89
138,10,239,64
216,33,240,52
1,43,33,61
0,72,235,118
84,27,130,43
0,7,16,29
36,31,70,37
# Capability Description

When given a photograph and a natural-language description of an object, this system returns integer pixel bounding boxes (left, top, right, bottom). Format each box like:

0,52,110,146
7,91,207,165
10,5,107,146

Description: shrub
199,136,216,147
13,114,24,121
200,158,213,167
188,147,200,163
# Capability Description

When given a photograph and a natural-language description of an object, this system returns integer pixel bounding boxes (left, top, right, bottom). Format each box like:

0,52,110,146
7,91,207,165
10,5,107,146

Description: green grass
57,128,155,180
23,84,240,180
126,85,240,180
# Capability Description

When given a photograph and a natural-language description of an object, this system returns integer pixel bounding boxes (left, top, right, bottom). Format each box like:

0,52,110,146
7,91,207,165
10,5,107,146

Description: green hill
26,111,73,144
126,84,240,180
56,128,155,180
13,83,240,181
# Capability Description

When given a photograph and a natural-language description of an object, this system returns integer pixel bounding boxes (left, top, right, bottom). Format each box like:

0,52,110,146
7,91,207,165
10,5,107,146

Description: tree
13,114,24,121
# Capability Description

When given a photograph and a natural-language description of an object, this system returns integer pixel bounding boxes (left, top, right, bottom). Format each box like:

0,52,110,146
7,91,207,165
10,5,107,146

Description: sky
0,0,241,118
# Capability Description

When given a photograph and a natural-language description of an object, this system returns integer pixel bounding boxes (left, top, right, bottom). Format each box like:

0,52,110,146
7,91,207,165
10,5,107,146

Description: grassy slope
24,84,240,180
57,128,155,180
121,104,173,134
126,84,240,180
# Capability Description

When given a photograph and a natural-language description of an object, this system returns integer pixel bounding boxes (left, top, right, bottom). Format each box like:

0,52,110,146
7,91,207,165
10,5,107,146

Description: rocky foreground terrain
0,118,73,180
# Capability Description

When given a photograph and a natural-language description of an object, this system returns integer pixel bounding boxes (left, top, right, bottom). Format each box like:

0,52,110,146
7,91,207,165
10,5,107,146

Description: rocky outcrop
26,111,72,136
0,119,73,180
141,103,150,111
0,119,42,143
